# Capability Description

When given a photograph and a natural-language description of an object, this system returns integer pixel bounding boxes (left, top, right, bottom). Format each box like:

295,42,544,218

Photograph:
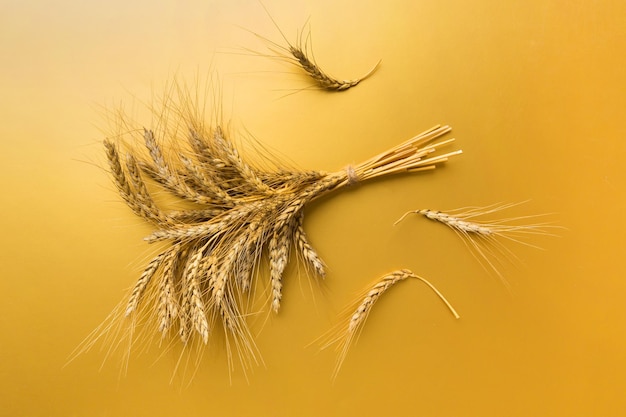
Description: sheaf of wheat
73,81,461,375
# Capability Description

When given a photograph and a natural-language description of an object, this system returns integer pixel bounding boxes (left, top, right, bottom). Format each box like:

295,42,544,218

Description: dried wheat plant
394,202,559,288
248,5,381,91
320,269,460,379
73,80,462,376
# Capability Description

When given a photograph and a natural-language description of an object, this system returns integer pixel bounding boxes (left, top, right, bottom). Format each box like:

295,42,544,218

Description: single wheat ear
319,269,459,379
395,202,561,287
248,4,381,92
288,47,381,91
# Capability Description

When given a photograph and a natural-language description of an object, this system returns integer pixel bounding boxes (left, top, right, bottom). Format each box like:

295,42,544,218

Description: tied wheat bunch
85,85,462,372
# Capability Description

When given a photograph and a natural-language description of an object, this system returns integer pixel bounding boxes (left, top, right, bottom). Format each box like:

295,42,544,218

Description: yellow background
2,0,626,416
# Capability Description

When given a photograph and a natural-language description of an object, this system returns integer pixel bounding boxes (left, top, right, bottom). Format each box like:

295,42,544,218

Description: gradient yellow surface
2,1,626,416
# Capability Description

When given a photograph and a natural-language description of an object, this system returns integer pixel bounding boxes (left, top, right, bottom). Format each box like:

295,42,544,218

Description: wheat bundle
101,102,461,366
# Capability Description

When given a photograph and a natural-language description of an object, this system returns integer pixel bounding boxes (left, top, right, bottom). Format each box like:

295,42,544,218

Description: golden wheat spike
320,269,459,379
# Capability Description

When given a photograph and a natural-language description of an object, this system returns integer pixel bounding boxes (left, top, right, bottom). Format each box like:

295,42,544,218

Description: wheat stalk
395,202,560,286
320,269,460,379
248,5,381,92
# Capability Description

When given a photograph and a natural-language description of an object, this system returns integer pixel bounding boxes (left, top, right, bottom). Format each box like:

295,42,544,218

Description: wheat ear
125,251,168,317
294,212,326,278
187,242,211,344
156,248,178,334
322,269,459,379
288,47,381,91
269,218,296,313
252,4,381,92
395,202,560,285
104,140,164,223
143,129,217,205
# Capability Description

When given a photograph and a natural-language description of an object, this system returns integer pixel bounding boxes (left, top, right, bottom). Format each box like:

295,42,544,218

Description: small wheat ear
395,202,562,286
248,2,382,92
320,269,459,380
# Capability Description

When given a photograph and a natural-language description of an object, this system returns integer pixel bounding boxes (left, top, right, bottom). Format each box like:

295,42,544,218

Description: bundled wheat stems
91,88,462,371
